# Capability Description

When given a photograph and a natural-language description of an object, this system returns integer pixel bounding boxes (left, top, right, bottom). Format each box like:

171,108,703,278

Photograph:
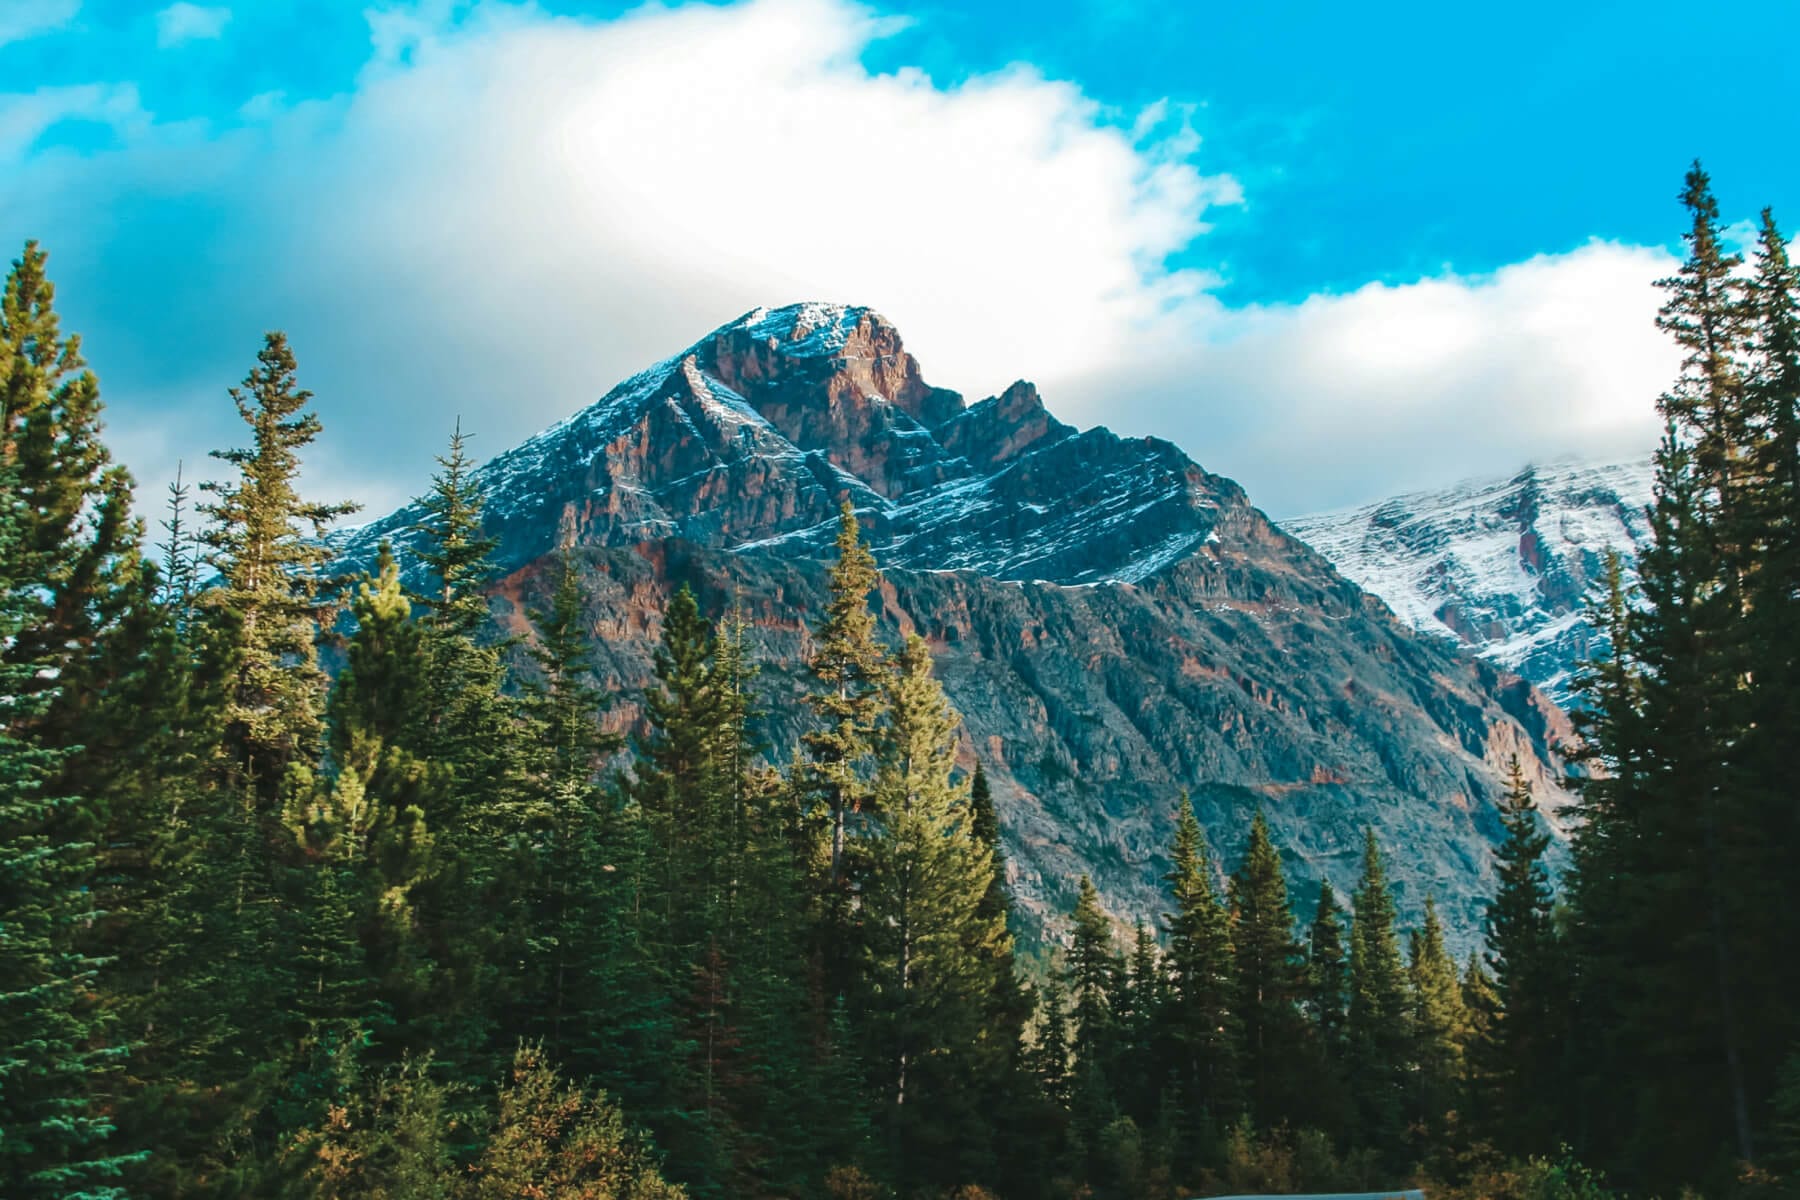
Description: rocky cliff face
339,302,1576,947
1283,459,1654,706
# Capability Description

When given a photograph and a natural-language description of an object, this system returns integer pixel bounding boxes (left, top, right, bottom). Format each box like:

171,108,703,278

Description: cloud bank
0,0,1674,520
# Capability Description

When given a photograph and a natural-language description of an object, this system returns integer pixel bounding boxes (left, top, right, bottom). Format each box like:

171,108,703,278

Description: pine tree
1228,810,1307,1127
0,241,144,723
1569,165,1782,1185
159,464,201,631
1482,756,1562,1154
801,502,889,1001
633,583,727,963
1346,829,1409,1158
1160,792,1239,1144
0,466,137,1198
509,552,633,1069
1406,897,1467,1139
405,427,516,1076
411,422,512,792
292,548,444,1057
199,331,359,798
862,634,1004,1187
1114,921,1164,1123
1033,980,1073,1106
1067,875,1119,1085
1459,951,1499,1136
1307,880,1348,1051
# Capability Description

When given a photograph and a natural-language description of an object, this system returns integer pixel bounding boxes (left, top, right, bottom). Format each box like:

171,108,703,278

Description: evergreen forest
3,164,1798,1200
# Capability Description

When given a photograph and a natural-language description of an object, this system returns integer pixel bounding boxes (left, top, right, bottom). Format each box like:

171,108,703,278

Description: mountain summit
340,303,1573,944
347,301,1234,587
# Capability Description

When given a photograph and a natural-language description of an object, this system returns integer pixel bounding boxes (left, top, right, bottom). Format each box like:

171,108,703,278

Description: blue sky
1,0,1793,516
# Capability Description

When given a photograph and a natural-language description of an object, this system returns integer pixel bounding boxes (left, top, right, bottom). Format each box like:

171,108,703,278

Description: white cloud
0,82,147,160
0,0,80,48
155,3,230,47
2,0,1676,522
1064,241,1678,515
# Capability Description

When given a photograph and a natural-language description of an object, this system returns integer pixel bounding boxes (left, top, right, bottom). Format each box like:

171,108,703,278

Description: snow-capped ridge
336,300,1252,591
1284,456,1655,705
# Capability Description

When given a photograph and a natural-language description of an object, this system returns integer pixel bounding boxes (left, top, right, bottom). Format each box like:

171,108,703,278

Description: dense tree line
0,160,1795,1199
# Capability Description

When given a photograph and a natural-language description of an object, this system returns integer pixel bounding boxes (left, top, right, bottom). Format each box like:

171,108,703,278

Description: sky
0,0,1794,520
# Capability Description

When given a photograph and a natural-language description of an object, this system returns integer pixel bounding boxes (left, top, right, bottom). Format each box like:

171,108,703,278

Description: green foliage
1570,164,1800,1192
801,502,890,1001
1228,811,1308,1127
1161,791,1240,1141
200,331,360,796
1347,828,1409,1158
1407,896,1467,1139
857,634,1008,1187
0,464,137,1197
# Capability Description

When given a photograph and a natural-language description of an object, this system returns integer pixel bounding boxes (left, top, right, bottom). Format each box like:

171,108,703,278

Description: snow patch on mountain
1283,458,1655,705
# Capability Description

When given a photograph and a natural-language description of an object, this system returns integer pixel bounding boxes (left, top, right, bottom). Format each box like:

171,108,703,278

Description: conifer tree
293,548,444,1056
1160,792,1239,1141
0,467,137,1198
1406,897,1467,1139
411,422,512,786
1034,980,1073,1106
511,553,629,1062
802,502,888,999
862,634,1004,1186
1482,757,1562,1153
1068,875,1119,1083
1228,810,1307,1127
401,427,517,1073
1307,880,1348,1051
199,331,359,796
1458,951,1499,1134
1570,165,1781,1184
1347,829,1409,1157
0,241,143,720
633,583,727,962
159,464,201,630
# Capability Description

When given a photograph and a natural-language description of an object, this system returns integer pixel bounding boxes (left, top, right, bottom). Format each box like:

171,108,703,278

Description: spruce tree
1346,829,1409,1158
1034,980,1073,1106
1160,792,1239,1144
1228,810,1307,1127
1406,896,1467,1140
294,548,444,1056
404,427,516,1075
199,331,359,797
510,553,630,1064
0,241,143,722
1307,880,1348,1051
862,634,1004,1187
1570,165,1784,1185
1482,756,1562,1154
801,502,888,1001
1068,875,1119,1086
633,583,727,963
0,467,137,1198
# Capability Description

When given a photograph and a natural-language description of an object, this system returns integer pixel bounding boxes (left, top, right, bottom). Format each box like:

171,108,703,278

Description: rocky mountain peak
335,304,1581,947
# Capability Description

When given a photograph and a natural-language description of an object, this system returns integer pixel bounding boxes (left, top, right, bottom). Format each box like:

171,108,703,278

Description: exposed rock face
339,302,1577,948
1283,459,1654,706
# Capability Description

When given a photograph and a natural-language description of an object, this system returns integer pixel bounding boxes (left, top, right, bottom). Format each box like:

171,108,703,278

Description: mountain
1283,459,1655,707
338,302,1574,946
